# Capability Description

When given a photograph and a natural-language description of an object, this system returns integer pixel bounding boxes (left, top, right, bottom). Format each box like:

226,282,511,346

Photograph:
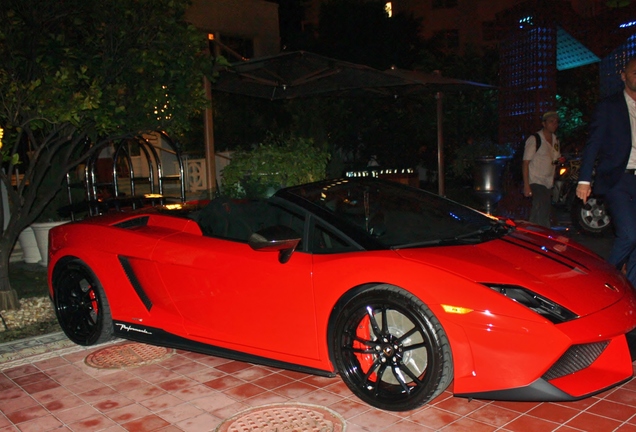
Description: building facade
189,0,636,149
303,0,636,145
185,0,281,59
302,0,622,53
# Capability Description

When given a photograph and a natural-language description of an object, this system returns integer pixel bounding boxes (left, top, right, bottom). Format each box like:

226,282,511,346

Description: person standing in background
522,111,562,228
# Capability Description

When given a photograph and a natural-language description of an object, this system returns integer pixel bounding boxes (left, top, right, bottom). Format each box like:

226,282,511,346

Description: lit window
385,2,392,17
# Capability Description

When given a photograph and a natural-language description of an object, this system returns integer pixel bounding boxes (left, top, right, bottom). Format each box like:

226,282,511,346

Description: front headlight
486,284,578,324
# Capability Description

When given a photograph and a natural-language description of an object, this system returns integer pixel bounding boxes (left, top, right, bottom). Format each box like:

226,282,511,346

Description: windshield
286,179,510,248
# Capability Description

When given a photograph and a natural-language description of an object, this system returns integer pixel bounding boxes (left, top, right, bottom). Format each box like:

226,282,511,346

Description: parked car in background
552,157,612,235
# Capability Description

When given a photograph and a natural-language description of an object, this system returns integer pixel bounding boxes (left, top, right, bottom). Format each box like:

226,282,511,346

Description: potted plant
29,160,79,266
30,187,71,266
17,226,41,264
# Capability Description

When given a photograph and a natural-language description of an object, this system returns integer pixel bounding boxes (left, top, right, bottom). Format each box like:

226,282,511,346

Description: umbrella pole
204,76,217,197
436,91,445,197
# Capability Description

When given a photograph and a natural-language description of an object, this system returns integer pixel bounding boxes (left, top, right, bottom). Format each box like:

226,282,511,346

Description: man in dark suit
577,57,636,286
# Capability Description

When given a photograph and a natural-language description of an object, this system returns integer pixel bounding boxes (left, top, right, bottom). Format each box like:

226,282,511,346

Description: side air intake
542,341,609,381
118,256,153,311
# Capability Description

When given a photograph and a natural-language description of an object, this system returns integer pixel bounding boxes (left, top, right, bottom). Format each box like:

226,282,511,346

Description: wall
185,0,280,57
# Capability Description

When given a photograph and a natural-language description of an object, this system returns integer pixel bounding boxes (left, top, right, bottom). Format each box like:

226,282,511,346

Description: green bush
221,135,330,198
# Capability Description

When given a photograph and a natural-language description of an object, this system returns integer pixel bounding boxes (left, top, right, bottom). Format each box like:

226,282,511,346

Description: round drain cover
215,403,345,432
85,342,173,369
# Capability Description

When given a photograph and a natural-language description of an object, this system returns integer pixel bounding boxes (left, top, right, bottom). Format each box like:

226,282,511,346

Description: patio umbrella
384,67,495,92
383,67,497,195
209,51,495,196
211,51,415,100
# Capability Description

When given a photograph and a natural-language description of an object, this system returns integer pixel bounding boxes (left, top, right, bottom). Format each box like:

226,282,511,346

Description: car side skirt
455,376,632,402
113,321,337,378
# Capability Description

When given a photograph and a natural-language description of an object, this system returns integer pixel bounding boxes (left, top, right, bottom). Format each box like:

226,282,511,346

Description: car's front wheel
332,285,453,411
53,258,114,346
571,196,612,236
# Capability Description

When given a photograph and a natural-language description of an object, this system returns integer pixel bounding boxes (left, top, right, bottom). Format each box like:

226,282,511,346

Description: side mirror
248,225,301,264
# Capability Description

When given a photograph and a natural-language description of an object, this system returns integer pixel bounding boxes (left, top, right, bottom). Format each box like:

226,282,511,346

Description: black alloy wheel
53,259,113,346
332,285,453,411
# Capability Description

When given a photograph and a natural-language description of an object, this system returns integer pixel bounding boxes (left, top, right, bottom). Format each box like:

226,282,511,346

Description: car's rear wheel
53,259,113,346
332,285,453,411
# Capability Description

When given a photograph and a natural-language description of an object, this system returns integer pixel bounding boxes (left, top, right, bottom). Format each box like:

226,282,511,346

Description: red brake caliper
88,286,98,315
354,315,378,381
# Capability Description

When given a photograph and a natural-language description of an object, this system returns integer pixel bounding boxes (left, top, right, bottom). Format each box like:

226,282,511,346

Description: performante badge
115,323,153,335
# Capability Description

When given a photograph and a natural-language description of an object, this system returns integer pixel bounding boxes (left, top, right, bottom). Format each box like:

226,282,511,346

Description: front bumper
445,291,636,401
456,332,633,401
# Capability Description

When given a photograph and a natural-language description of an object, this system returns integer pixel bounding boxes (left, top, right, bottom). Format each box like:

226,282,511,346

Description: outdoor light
164,204,184,210
519,15,534,28
154,85,172,121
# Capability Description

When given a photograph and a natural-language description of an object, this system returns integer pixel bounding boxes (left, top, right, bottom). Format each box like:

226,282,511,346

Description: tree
0,0,214,309
555,63,600,152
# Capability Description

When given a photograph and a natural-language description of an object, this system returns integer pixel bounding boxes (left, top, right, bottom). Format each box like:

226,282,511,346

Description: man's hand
576,183,591,204
523,184,532,197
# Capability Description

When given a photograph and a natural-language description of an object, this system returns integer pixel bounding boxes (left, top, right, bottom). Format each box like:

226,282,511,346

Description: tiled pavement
0,330,636,432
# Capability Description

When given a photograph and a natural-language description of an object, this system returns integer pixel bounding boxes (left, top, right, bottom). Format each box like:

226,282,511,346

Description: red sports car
48,178,636,411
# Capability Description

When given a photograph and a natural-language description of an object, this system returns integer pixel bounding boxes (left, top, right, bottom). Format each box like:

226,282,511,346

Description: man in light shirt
577,57,636,286
522,111,562,228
